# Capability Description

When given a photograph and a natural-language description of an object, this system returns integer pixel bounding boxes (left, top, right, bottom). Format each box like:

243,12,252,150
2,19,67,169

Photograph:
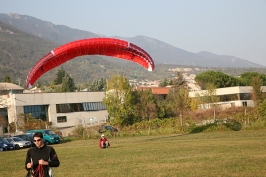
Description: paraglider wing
26,38,154,88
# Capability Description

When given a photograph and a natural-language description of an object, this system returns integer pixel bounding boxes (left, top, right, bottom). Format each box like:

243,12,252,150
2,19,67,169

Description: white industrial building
0,83,108,133
189,86,266,109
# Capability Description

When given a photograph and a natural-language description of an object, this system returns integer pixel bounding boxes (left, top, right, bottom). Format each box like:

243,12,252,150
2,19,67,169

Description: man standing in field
25,132,60,177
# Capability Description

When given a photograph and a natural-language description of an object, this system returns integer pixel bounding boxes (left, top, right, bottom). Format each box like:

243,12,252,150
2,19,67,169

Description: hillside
0,21,174,87
0,13,264,68
1,14,266,88
0,21,58,85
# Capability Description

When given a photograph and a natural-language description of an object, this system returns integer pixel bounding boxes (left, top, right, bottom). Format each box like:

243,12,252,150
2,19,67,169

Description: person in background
25,132,60,177
99,134,110,148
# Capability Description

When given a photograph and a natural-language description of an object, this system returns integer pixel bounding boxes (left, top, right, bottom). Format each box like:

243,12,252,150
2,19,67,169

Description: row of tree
42,67,105,92
103,73,191,127
103,71,266,127
195,71,266,89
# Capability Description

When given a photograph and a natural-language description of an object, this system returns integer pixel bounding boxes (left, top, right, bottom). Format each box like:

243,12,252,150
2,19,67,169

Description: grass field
1,129,266,177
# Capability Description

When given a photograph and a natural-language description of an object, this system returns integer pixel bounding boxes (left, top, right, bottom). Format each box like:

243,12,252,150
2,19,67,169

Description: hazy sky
1,0,266,66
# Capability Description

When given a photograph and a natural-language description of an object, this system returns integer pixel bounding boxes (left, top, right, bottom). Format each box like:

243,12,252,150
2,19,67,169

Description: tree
193,84,220,120
87,78,106,91
3,76,11,83
251,76,264,106
36,80,42,88
136,89,158,121
0,83,10,133
167,72,190,131
160,78,169,87
0,115,8,134
54,67,66,85
155,95,169,118
195,71,242,89
205,84,220,120
176,88,190,130
201,84,220,107
258,99,266,118
16,113,50,132
193,84,220,109
240,72,266,86
61,74,76,92
52,67,76,92
103,74,136,126
171,72,186,88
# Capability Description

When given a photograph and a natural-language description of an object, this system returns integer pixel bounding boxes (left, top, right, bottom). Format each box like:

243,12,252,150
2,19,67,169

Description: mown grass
1,129,266,177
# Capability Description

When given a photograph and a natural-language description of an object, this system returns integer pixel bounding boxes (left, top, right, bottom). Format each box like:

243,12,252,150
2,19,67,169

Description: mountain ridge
0,13,264,68
1,13,266,88
0,20,174,86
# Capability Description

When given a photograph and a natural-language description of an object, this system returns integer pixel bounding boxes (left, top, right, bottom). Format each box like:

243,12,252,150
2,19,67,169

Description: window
83,102,106,111
56,104,71,113
242,101,247,107
0,108,7,116
23,105,49,121
56,102,106,113
57,116,67,123
240,93,251,100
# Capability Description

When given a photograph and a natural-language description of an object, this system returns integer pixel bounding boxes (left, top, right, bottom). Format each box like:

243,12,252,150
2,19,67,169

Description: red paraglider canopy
26,38,154,88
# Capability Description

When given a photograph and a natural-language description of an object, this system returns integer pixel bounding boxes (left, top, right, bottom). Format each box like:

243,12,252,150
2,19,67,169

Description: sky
1,0,266,66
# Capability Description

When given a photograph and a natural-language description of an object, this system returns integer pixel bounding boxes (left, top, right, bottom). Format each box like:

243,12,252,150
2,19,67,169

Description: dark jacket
25,145,60,177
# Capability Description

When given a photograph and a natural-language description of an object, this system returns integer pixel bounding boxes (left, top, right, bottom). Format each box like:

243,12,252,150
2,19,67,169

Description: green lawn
1,129,266,177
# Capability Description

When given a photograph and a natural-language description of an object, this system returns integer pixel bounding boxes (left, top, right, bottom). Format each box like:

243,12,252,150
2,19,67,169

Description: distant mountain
0,20,58,85
196,51,262,68
0,20,172,87
0,13,100,44
120,36,265,68
0,13,264,68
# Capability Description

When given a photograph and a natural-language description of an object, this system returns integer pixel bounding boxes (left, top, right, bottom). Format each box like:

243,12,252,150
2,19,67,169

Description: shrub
224,119,242,131
71,126,86,139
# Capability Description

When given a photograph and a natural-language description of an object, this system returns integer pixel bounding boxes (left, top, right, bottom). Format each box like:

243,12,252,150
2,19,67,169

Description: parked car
13,134,35,147
98,125,118,133
25,129,60,144
0,141,6,151
5,137,31,150
0,137,15,150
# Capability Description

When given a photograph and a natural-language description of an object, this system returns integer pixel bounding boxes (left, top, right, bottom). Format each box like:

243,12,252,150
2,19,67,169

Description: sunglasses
34,139,42,142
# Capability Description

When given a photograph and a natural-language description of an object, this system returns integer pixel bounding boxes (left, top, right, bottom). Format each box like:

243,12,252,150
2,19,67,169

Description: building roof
136,86,171,95
0,83,24,91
